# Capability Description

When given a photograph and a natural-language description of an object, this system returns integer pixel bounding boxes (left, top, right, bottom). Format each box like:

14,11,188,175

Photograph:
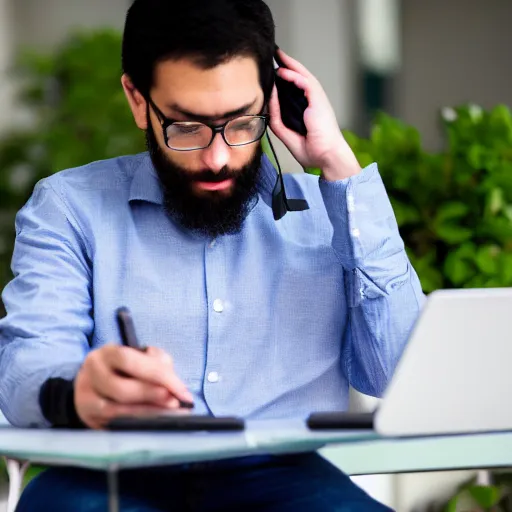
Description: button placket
203,238,227,409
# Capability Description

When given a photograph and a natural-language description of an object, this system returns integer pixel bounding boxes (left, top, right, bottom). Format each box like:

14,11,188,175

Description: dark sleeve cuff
39,377,87,429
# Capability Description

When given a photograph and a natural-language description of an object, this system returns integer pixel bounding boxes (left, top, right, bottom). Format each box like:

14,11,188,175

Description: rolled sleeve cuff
319,163,410,300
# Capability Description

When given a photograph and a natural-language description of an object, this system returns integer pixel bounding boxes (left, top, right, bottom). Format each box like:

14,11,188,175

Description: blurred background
0,0,512,510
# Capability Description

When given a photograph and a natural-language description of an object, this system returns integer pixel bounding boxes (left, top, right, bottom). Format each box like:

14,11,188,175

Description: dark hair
122,0,276,103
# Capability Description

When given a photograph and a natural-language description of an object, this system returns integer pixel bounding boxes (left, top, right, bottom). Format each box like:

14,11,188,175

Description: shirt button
213,299,224,313
207,372,220,383
351,228,360,238
209,239,216,249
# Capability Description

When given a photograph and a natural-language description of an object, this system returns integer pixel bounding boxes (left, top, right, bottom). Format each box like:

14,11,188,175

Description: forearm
343,270,424,397
0,176,93,427
319,162,425,395
0,343,82,427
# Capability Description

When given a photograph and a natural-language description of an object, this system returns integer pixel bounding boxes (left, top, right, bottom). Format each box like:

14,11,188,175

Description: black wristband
39,377,86,429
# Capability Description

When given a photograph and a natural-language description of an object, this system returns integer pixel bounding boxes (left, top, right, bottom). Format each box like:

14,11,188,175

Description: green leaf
465,274,492,288
342,130,361,148
23,465,46,488
468,485,503,508
433,202,472,244
489,105,512,144
410,251,445,293
435,225,473,245
444,495,458,512
390,198,421,227
475,245,501,276
477,218,512,246
444,249,476,286
500,253,512,285
468,144,490,170
487,188,505,216
435,202,470,223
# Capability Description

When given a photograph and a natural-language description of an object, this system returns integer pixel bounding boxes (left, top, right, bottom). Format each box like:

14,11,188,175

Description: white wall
0,0,16,135
394,0,512,151
11,0,127,49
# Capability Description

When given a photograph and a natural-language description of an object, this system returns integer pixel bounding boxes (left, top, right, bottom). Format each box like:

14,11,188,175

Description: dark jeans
16,452,394,512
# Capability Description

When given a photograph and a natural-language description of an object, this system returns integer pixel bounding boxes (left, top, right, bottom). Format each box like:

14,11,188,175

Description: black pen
116,307,147,351
115,307,195,410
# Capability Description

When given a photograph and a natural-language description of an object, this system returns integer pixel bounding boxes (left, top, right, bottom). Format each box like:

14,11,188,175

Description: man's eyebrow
166,100,258,123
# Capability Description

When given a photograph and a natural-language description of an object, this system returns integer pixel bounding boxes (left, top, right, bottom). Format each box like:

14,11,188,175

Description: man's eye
175,125,202,135
233,123,253,131
231,119,259,131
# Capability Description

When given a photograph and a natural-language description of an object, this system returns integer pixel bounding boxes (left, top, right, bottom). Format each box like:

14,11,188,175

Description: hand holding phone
269,48,361,181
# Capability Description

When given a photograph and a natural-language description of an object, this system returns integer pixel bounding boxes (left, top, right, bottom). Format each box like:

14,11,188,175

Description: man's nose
200,133,230,173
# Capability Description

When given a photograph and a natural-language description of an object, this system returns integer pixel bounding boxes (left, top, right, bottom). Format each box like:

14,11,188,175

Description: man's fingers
145,346,173,364
91,365,173,406
276,48,314,80
104,346,194,403
269,86,290,136
276,68,311,97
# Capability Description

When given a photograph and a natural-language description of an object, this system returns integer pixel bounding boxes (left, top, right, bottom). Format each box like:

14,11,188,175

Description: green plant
307,104,512,293
426,472,512,512
0,28,145,313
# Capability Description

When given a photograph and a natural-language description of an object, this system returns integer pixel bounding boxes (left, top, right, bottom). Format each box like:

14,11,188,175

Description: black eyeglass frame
147,97,270,152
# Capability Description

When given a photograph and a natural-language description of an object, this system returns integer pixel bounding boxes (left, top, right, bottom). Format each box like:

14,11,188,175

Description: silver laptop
374,287,512,437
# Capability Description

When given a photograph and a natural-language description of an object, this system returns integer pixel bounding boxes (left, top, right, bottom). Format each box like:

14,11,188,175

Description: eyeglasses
147,97,269,152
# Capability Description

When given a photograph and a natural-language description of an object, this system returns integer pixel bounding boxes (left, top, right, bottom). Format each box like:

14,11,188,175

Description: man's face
135,57,266,238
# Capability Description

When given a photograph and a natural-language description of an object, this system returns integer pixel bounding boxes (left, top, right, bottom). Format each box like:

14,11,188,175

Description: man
0,0,424,510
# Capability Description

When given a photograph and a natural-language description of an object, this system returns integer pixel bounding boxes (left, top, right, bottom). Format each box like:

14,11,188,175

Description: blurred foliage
0,29,145,312
308,104,512,293
426,472,512,512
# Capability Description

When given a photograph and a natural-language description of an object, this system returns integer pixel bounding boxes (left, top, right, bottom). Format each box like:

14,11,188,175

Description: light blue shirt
0,152,425,427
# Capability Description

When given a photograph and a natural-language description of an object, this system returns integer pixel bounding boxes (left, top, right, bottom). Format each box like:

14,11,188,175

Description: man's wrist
320,143,361,182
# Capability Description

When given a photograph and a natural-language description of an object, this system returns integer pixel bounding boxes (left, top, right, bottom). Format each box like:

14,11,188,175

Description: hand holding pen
116,307,194,410
73,307,194,430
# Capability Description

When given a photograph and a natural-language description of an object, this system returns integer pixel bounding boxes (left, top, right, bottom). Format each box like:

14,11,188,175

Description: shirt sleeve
319,163,426,397
0,178,93,427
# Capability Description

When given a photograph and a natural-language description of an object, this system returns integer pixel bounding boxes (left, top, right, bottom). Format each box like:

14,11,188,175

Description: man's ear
121,74,148,130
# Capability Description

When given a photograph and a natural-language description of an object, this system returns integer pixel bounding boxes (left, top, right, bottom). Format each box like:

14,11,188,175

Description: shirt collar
128,153,164,205
128,152,277,207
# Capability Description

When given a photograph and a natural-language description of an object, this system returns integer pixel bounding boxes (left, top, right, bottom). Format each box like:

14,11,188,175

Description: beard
146,122,263,239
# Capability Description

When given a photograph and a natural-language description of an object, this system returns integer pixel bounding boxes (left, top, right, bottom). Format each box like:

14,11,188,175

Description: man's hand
74,345,193,430
269,49,361,182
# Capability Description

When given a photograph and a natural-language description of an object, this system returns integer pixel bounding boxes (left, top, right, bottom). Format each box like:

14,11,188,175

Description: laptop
308,288,512,437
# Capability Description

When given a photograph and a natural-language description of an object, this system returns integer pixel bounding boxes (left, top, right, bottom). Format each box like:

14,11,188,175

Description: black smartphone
107,414,245,432
307,412,375,430
274,47,308,136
